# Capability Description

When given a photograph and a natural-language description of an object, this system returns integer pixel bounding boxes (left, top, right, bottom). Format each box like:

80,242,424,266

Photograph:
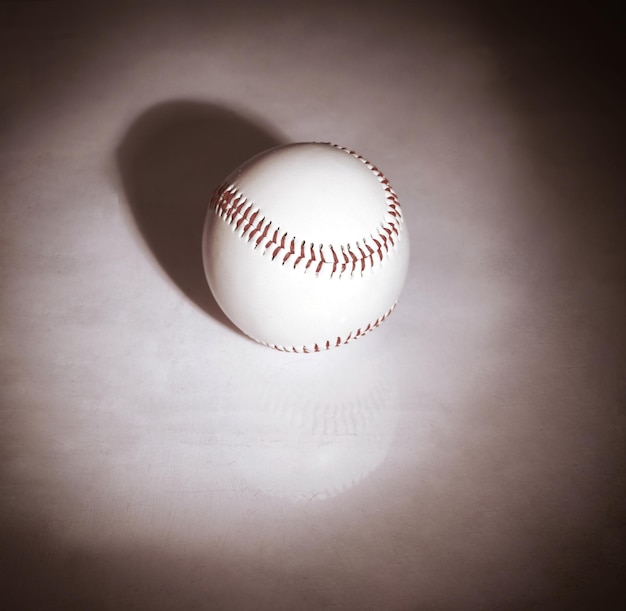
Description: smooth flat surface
1,1,624,609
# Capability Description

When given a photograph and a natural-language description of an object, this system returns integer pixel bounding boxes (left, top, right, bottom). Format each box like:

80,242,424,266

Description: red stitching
210,143,404,277
294,240,306,268
257,302,397,353
255,222,270,248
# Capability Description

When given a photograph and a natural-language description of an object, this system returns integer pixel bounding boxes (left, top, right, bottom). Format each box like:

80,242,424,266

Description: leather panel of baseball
202,142,410,351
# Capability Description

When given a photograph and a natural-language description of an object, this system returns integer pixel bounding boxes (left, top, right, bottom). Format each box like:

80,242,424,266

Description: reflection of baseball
202,142,409,352
228,334,400,501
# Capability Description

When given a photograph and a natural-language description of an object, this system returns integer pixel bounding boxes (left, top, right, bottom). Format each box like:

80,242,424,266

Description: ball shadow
116,100,287,329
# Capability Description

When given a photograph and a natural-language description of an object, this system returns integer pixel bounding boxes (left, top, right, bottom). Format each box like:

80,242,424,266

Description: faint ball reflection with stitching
225,335,400,501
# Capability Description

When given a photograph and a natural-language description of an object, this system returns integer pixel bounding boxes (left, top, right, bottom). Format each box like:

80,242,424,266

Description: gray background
1,1,624,609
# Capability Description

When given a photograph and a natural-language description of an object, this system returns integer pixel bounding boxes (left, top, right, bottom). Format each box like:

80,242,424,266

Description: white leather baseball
202,142,410,352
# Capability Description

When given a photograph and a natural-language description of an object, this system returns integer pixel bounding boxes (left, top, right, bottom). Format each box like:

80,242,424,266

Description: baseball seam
210,143,404,278
255,301,397,353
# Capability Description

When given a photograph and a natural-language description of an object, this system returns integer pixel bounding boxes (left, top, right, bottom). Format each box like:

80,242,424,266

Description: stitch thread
209,143,404,279
254,302,397,353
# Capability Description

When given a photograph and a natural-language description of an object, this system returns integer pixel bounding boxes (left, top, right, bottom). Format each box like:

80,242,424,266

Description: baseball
202,142,410,352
